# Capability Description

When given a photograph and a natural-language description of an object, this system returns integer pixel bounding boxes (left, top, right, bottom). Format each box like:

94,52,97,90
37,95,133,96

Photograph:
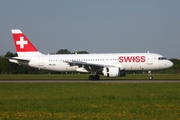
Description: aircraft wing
66,61,114,72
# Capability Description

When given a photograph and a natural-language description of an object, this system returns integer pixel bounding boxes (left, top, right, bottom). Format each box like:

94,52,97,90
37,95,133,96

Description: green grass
0,74,180,80
0,83,180,119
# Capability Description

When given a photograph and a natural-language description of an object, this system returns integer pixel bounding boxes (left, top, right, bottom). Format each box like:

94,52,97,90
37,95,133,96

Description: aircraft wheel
94,74,100,80
149,76,153,80
88,75,94,80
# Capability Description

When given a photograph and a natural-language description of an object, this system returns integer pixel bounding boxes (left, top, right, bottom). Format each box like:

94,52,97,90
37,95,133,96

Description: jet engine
102,67,126,77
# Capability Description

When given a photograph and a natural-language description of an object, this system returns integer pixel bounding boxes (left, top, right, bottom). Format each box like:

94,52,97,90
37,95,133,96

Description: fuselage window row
48,59,108,62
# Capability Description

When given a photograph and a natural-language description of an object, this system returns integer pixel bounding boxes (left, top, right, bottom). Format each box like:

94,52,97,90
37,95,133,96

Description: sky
0,0,180,58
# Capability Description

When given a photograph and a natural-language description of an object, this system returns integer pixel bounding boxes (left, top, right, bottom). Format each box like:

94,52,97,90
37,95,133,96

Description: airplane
9,29,173,80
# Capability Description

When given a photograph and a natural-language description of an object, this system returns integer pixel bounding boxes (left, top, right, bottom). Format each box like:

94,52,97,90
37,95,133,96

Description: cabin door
38,57,44,66
147,54,153,65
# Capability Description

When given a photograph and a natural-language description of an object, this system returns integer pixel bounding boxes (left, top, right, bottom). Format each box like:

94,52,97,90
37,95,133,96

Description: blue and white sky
0,0,180,58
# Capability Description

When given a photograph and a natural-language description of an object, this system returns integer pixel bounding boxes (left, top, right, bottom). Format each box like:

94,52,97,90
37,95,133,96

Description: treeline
0,50,180,74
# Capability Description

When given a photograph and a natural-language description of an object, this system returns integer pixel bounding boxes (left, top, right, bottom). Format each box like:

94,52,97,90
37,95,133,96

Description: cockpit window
158,57,167,60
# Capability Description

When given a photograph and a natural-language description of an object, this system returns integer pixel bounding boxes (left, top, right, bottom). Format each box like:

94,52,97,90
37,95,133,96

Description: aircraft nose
168,60,174,68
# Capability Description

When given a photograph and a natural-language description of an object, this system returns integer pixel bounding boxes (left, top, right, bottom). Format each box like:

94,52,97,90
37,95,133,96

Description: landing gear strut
148,71,153,80
88,74,100,80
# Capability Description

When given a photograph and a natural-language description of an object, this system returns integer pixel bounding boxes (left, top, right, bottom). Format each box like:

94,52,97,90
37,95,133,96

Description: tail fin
11,29,43,57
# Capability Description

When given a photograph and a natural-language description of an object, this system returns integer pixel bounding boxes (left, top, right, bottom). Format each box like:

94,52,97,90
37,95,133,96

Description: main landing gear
88,74,100,80
148,71,153,80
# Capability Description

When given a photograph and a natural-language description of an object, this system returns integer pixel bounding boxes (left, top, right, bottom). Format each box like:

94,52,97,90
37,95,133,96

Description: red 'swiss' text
118,56,146,63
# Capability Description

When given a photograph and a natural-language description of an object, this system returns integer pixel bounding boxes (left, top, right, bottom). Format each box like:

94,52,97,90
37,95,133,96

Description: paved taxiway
0,80,180,83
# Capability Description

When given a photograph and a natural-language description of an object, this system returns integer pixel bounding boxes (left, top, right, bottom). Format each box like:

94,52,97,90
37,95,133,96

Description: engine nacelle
102,67,126,77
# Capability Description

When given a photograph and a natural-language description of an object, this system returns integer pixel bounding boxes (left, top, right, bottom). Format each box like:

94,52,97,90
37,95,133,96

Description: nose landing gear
148,71,153,80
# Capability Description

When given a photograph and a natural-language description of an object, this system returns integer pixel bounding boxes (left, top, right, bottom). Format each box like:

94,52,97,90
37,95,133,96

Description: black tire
88,75,94,80
94,74,100,80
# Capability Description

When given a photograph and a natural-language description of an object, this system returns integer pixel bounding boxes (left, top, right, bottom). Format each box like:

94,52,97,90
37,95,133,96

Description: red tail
12,29,38,52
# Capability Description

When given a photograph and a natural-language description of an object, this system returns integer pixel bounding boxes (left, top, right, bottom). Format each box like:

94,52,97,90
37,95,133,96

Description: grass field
0,74,180,119
0,73,180,80
0,83,180,119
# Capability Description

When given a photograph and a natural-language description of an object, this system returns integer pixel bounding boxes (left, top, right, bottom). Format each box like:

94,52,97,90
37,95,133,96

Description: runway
0,80,180,83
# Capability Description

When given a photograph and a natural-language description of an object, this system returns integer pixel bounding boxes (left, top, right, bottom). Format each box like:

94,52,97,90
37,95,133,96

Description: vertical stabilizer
11,29,43,57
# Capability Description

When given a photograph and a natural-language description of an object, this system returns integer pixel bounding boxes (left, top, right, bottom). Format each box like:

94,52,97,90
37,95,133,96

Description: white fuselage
12,53,173,72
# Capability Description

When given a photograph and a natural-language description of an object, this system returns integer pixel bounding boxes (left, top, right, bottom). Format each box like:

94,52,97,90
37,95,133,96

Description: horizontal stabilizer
8,57,30,62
